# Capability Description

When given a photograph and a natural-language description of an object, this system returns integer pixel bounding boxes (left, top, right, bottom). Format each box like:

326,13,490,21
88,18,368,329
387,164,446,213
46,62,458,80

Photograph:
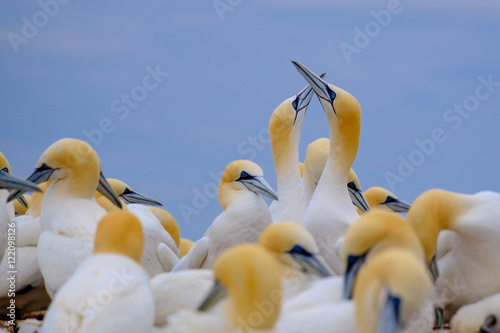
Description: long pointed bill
379,293,401,333
384,199,411,213
119,188,163,206
97,172,122,209
239,176,278,201
289,250,333,278
198,281,227,312
292,61,334,107
347,182,370,213
17,195,29,208
343,253,367,300
294,72,327,113
5,165,49,202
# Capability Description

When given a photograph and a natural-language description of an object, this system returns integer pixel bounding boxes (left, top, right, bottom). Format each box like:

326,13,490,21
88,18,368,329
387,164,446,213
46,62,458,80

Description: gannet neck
94,211,144,263
407,189,473,264
325,85,361,175
354,249,432,333
214,244,282,330
269,97,302,175
149,206,180,248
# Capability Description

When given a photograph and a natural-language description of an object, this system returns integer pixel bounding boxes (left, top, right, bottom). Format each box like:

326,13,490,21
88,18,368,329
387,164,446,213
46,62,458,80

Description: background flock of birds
1,61,499,333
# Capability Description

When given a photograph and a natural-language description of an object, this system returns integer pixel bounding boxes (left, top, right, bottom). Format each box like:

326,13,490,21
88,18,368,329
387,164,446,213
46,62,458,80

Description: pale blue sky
1,1,499,240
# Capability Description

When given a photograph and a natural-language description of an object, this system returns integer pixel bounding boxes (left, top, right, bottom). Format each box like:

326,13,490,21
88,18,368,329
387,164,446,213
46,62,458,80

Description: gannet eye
347,181,358,191
239,171,252,180
292,100,298,109
330,91,336,100
385,196,396,203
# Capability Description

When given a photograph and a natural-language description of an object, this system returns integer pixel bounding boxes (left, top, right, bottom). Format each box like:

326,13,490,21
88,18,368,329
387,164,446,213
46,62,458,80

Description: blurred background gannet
40,211,154,333
407,189,500,322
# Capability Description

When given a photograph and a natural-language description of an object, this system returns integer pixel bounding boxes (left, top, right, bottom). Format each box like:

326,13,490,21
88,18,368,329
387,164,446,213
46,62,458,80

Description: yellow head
406,189,472,264
94,211,144,263
0,152,11,172
347,169,362,191
304,138,329,185
33,138,102,198
218,160,277,210
259,222,318,256
149,207,180,248
342,210,424,267
213,244,282,330
354,249,432,333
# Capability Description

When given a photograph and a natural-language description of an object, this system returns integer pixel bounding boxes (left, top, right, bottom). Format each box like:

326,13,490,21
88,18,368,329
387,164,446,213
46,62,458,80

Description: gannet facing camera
172,160,277,270
8,138,122,298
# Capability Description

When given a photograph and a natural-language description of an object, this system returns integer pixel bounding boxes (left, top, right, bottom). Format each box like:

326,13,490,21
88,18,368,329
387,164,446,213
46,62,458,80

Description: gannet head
304,137,330,185
104,178,163,207
149,206,180,248
7,138,121,208
341,210,424,299
406,189,471,266
218,160,278,210
269,73,325,142
354,249,432,333
347,168,370,213
292,61,361,169
93,211,144,263
0,152,41,195
364,186,411,213
258,222,333,278
198,244,282,330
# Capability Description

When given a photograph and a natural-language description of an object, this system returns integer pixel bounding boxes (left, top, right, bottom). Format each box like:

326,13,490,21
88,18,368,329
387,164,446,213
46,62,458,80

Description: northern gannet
164,244,282,333
0,152,41,260
268,75,323,223
96,178,180,275
361,186,411,213
407,189,500,322
293,61,362,274
258,221,333,300
277,249,433,333
302,138,369,213
341,210,424,299
172,160,277,270
284,210,424,313
0,182,51,317
7,138,122,298
40,211,154,333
